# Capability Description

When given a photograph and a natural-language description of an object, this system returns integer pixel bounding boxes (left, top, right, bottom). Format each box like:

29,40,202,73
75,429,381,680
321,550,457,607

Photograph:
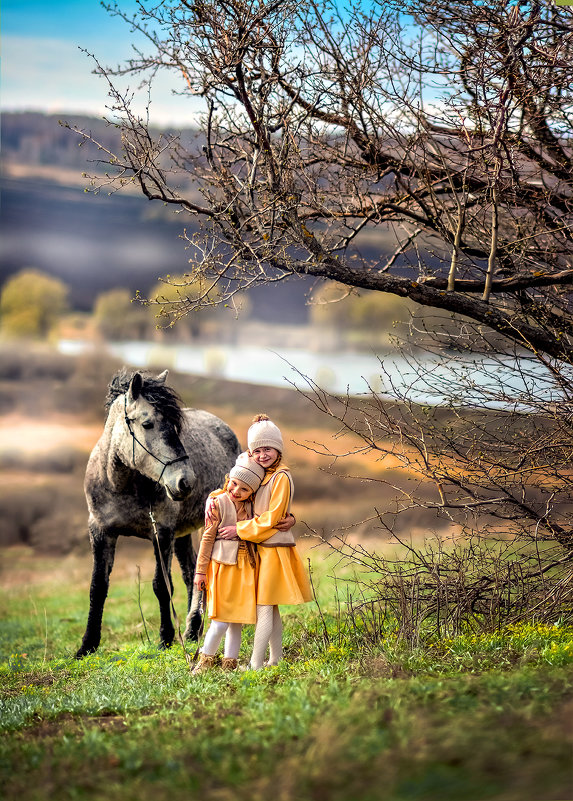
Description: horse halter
123,393,189,487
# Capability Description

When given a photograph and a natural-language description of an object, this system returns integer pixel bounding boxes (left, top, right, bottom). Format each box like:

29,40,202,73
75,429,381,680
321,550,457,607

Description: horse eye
141,421,154,430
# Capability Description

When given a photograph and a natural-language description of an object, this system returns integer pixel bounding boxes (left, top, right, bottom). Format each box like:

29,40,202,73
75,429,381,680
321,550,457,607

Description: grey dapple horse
75,367,240,658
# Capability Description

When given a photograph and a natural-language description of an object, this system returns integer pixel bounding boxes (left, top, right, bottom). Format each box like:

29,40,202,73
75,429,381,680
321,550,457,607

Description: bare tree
69,0,573,359
293,341,573,638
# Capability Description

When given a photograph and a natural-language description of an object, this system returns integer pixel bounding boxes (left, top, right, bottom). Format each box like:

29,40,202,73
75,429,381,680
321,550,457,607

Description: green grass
1,547,572,801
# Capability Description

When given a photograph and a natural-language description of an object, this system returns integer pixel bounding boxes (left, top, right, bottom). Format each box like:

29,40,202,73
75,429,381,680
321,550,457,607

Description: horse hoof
183,626,200,642
75,645,97,659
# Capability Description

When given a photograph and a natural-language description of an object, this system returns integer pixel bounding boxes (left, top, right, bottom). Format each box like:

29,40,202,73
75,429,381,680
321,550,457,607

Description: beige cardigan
195,495,256,574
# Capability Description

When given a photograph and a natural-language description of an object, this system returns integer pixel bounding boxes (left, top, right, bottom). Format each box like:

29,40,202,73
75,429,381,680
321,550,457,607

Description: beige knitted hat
229,451,265,492
247,414,284,453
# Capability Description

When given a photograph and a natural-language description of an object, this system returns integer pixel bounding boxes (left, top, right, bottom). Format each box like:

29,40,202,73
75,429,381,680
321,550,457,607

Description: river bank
57,335,563,408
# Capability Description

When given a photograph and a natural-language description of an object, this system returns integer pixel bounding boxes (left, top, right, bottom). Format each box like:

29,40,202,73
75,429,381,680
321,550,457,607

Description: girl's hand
204,495,217,524
218,525,239,540
275,512,296,531
194,572,207,590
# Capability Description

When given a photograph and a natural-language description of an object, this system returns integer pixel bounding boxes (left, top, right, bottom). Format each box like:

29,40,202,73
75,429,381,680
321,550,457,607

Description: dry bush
336,534,573,647
293,343,573,641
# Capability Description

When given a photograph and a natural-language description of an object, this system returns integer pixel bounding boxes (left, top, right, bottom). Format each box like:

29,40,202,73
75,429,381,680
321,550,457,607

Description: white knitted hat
247,415,284,453
229,451,265,492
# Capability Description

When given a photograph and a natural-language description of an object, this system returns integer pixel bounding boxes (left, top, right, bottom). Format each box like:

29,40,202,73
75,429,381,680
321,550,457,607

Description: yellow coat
236,466,312,606
196,496,258,624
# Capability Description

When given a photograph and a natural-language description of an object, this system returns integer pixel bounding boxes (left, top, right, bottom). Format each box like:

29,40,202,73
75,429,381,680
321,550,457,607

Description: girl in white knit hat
217,414,312,669
192,451,265,673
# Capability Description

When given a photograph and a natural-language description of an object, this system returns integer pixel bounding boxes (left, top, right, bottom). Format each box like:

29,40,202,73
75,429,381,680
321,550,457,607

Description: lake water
57,339,562,408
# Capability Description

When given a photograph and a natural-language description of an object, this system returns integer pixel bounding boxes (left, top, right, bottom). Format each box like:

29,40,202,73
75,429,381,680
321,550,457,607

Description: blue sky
1,0,203,125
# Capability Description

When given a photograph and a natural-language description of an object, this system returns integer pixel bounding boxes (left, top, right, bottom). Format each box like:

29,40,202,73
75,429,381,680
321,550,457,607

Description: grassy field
1,545,572,801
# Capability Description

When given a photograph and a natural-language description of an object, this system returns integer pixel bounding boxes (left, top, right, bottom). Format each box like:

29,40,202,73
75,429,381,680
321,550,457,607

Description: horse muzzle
166,479,192,501
163,462,195,501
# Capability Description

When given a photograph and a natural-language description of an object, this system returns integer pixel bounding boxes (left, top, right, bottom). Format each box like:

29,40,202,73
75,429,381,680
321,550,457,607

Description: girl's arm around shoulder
205,487,225,523
235,471,291,544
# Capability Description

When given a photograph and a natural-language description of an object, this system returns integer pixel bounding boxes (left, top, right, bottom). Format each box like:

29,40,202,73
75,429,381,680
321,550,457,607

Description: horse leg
174,533,202,641
152,528,176,649
75,529,117,658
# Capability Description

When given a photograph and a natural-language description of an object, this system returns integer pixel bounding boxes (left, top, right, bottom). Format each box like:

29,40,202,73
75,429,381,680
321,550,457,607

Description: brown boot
192,653,218,675
221,657,238,671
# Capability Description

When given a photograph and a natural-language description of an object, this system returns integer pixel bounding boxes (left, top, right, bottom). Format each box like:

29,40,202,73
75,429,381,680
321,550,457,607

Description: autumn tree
93,288,155,341
0,269,69,340
71,0,573,361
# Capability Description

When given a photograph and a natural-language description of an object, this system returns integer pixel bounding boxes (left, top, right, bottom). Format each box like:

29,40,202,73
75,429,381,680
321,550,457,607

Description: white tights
201,620,243,659
250,605,283,669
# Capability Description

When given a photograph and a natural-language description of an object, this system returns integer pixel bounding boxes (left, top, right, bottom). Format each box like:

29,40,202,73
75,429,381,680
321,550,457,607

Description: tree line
1,267,424,345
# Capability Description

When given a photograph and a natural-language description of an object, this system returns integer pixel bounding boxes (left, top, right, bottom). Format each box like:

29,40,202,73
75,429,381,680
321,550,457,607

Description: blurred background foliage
0,269,69,340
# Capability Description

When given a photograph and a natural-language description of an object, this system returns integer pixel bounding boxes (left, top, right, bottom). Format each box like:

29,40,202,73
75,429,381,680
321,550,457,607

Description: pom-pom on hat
229,451,265,492
247,414,284,453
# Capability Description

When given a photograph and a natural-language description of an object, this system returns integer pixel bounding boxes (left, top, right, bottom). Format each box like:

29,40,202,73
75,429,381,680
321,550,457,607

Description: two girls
194,414,311,670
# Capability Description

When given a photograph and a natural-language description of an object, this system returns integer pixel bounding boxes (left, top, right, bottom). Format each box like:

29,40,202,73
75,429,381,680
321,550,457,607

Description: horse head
118,369,196,501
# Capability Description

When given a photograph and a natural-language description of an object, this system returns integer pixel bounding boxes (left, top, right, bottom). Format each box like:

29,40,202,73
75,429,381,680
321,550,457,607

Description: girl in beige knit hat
217,414,312,669
192,451,265,673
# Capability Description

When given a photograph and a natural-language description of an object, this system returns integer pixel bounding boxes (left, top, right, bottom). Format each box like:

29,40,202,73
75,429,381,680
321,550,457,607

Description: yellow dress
236,467,312,607
195,497,258,624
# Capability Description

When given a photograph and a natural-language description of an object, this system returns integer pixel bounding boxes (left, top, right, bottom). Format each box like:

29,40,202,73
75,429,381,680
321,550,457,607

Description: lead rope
149,506,207,668
191,586,207,663
121,394,200,669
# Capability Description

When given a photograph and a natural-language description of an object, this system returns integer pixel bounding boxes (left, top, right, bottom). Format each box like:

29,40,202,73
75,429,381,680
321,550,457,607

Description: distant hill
2,111,200,169
2,112,123,169
1,111,426,323
0,112,312,320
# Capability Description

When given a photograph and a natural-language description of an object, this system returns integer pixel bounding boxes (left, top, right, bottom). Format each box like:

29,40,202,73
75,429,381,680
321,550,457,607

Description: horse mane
105,367,185,432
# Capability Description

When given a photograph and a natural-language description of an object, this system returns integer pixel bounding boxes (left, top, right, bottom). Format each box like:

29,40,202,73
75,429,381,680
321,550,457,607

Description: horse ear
156,370,169,384
127,372,144,402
